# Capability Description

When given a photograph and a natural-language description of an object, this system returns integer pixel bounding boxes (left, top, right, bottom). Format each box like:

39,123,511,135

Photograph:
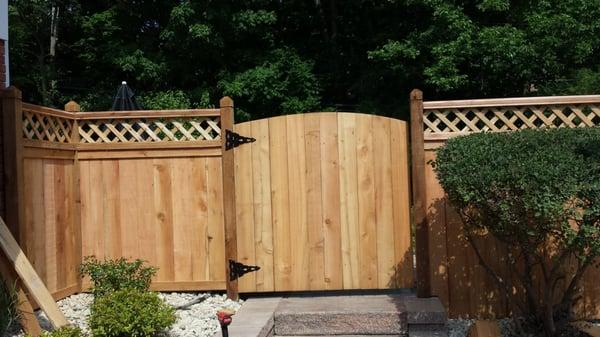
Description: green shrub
89,289,176,337
80,256,157,298
35,326,85,337
0,279,19,336
433,127,600,337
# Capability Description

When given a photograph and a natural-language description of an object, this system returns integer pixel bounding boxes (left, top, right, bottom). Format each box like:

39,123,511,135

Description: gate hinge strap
229,260,260,281
225,129,256,150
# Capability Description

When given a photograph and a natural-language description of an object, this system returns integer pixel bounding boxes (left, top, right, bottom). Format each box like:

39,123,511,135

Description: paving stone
403,296,447,325
274,295,409,336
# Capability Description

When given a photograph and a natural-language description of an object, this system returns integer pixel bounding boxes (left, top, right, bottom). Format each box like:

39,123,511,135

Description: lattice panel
22,110,74,143
78,117,221,143
424,104,600,135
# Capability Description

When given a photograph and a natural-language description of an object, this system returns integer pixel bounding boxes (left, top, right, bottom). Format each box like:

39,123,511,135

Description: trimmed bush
433,127,600,337
80,256,157,298
0,279,19,336
89,289,176,337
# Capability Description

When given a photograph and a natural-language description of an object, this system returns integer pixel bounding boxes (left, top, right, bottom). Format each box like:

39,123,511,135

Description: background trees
8,0,600,120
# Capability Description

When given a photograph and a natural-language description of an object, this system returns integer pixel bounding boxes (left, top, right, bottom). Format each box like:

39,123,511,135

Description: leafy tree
8,0,600,119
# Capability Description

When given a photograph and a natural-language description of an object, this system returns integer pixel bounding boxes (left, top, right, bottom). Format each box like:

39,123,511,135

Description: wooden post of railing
220,97,238,300
410,89,431,297
1,86,24,241
64,100,83,293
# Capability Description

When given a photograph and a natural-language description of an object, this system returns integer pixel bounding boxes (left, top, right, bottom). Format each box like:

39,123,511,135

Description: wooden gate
233,113,414,292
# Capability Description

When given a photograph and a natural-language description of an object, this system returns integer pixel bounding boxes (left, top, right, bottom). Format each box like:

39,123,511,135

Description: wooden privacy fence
1,86,414,303
410,89,600,319
1,87,234,299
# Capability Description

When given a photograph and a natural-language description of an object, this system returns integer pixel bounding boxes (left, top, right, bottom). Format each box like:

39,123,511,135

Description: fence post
410,89,431,297
64,100,83,293
220,96,239,300
1,86,24,241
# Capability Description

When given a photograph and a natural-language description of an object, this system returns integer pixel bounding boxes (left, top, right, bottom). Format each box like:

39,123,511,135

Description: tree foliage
433,128,600,337
8,0,600,119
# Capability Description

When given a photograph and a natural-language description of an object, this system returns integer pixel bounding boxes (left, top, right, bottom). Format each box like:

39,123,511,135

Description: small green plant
80,256,158,298
34,326,85,337
0,279,20,336
89,289,176,337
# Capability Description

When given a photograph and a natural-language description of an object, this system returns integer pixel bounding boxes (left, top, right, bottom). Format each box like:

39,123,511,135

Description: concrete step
273,294,447,337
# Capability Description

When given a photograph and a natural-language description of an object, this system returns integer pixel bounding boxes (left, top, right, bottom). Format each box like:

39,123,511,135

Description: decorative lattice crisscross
78,117,221,143
424,104,600,135
22,110,74,143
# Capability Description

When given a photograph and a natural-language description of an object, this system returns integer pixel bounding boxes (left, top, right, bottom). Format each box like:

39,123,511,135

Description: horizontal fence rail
411,89,600,320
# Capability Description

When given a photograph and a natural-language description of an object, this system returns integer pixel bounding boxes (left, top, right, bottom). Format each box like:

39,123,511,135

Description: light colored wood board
43,160,58,293
28,160,47,288
390,121,413,288
170,158,194,281
63,162,78,290
250,119,274,291
286,115,309,290
206,158,226,283
53,161,67,291
100,160,122,259
0,251,42,336
355,115,378,288
0,216,69,327
423,94,600,110
150,280,226,292
191,157,209,281
136,159,158,272
468,320,501,337
79,160,92,266
424,150,450,308
117,159,139,261
77,147,221,160
319,113,343,290
234,122,256,292
445,195,471,318
269,116,292,291
304,114,325,290
338,114,360,289
220,97,237,299
23,147,75,160
372,117,395,289
152,159,175,282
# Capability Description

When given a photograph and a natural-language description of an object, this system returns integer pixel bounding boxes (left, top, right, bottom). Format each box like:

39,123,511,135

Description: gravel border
5,292,242,337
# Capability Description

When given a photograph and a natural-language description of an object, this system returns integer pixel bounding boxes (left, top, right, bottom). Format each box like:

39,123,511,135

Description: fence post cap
220,96,234,108
410,89,423,100
1,86,22,99
64,100,81,112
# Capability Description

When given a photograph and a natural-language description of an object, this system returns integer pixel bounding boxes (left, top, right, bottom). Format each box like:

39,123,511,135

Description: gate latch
229,259,260,281
225,129,256,150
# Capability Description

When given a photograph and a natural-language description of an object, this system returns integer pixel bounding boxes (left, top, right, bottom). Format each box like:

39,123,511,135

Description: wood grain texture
234,113,412,292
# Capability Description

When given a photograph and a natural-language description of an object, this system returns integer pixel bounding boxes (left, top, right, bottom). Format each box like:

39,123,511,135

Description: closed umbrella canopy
111,81,143,110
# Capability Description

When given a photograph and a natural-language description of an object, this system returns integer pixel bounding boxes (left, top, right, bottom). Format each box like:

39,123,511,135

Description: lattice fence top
423,97,600,140
21,106,222,144
23,109,74,143
78,116,221,143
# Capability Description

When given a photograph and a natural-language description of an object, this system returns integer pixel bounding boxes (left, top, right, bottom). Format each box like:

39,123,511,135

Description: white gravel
6,292,242,337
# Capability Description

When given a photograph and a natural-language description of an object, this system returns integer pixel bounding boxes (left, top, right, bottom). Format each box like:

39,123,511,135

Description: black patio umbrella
111,81,143,110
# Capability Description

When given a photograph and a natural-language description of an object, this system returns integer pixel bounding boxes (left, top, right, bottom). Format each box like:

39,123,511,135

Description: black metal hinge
229,259,260,281
225,129,256,150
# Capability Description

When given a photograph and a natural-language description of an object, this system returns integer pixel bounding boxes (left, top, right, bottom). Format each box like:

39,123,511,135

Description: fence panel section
413,91,600,319
234,113,413,292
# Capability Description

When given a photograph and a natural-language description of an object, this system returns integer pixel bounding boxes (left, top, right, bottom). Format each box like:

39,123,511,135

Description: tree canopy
8,0,600,120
